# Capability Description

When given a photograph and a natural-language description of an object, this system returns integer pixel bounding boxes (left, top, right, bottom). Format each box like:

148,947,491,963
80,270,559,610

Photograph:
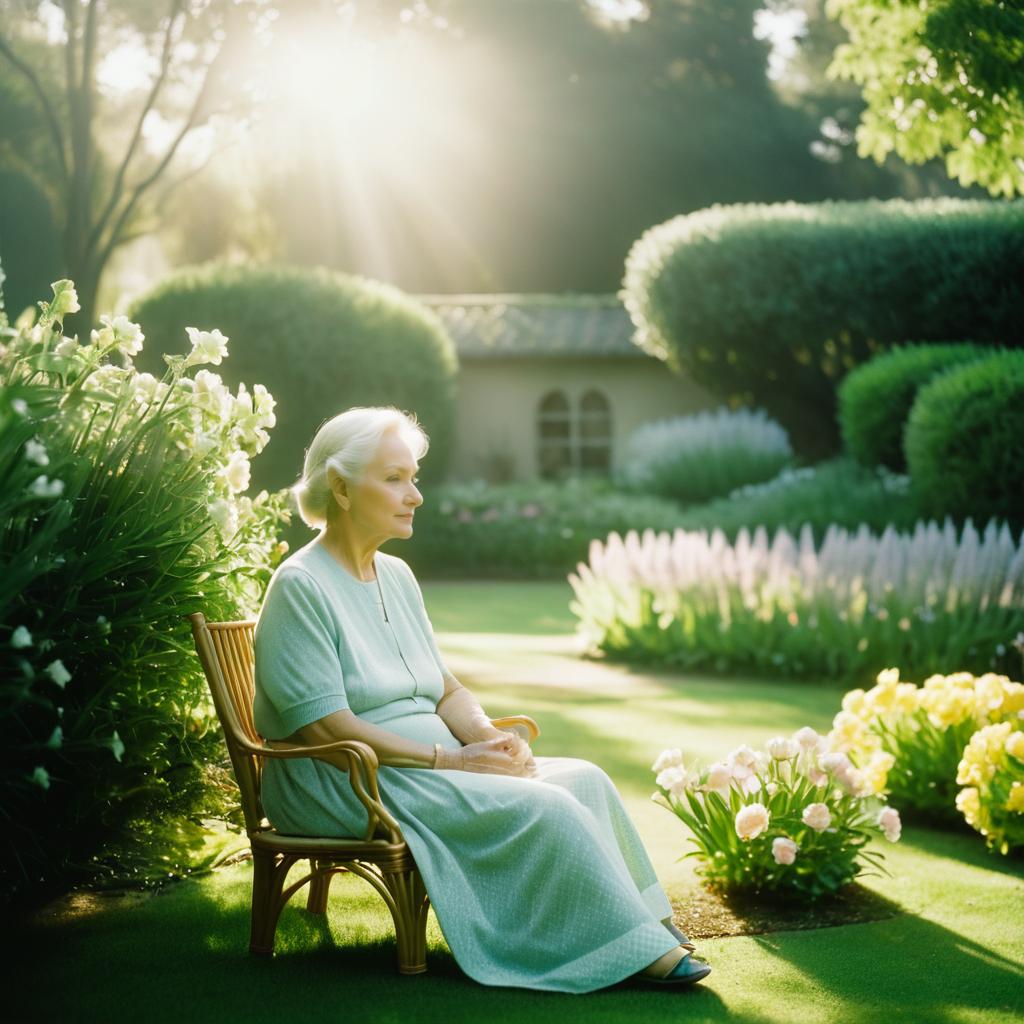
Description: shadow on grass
18,853,1022,1024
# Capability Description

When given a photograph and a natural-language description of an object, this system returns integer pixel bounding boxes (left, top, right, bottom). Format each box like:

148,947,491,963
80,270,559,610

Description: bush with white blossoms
828,667,1024,823
652,728,900,899
617,406,794,504
0,278,289,904
569,519,1024,682
955,721,1024,855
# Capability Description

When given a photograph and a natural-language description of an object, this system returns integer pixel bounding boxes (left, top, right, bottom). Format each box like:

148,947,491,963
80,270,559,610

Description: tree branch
0,34,69,182
95,40,227,271
88,0,186,255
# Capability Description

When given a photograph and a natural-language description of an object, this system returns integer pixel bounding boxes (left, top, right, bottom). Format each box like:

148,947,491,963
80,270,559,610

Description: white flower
108,730,125,762
29,475,65,499
802,802,832,831
31,765,51,789
54,336,79,358
11,625,33,649
735,802,770,840
45,659,71,688
184,326,229,367
90,315,144,359
252,383,276,427
704,761,732,793
772,836,798,865
790,729,823,753
821,751,853,776
24,439,49,466
765,781,779,797
221,450,251,494
11,398,29,416
131,372,161,405
45,725,63,749
656,764,698,797
49,279,80,317
877,806,901,842
192,369,228,417
209,497,238,538
766,736,800,761
876,667,901,686
652,748,685,773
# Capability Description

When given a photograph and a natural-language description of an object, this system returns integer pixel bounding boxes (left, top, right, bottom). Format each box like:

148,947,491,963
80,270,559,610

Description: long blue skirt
261,709,682,993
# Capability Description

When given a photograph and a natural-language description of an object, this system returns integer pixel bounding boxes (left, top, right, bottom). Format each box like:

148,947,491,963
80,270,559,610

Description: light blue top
254,540,451,740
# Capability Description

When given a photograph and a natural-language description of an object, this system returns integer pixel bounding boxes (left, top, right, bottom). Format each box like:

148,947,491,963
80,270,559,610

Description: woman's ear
327,468,351,511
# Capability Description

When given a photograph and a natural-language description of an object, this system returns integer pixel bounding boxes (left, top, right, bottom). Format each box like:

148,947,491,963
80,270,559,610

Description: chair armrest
490,715,540,743
241,736,404,844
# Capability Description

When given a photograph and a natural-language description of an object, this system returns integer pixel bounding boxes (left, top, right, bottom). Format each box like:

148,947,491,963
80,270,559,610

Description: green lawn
14,582,1024,1023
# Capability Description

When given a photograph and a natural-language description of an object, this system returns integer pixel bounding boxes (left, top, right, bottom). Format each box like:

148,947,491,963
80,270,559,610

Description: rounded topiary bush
130,263,458,501
904,349,1024,525
838,342,992,471
617,407,793,504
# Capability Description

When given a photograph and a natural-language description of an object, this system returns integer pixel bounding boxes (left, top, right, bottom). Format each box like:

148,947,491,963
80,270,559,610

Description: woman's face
343,429,423,540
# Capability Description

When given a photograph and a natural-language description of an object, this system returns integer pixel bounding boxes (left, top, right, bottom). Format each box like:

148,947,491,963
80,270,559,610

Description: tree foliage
825,0,1024,197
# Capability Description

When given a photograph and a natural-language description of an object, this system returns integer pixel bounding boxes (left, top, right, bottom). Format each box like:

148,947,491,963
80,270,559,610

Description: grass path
13,582,1024,1023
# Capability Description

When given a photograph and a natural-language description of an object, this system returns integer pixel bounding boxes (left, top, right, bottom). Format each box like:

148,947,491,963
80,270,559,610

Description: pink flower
802,802,832,831
734,803,770,840
772,836,798,865
877,806,902,842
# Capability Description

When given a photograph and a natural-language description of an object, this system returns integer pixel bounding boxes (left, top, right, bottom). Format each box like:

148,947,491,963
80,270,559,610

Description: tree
824,0,1024,197
0,0,262,329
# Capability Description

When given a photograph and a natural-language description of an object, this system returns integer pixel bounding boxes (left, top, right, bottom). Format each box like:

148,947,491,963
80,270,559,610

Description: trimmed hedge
905,350,1024,526
622,198,1024,458
129,263,458,504
838,342,994,471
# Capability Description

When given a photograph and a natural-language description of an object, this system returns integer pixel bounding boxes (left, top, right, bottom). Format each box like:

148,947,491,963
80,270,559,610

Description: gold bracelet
433,743,443,769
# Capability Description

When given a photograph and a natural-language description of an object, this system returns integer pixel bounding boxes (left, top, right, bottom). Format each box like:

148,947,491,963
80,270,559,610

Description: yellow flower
875,667,901,687
894,683,919,714
841,688,868,718
1006,783,1024,814
862,751,896,795
1006,731,1024,762
956,786,981,826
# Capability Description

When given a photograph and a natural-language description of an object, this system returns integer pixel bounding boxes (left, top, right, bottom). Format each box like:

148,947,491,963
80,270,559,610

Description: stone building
415,293,717,483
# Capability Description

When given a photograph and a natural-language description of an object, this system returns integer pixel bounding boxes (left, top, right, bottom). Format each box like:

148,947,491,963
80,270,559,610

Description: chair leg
306,859,332,914
250,847,292,956
381,866,430,975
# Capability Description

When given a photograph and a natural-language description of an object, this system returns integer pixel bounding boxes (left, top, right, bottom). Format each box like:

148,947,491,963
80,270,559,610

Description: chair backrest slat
189,613,265,834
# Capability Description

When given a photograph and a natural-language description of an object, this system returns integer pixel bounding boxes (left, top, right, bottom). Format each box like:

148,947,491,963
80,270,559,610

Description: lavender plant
569,520,1024,683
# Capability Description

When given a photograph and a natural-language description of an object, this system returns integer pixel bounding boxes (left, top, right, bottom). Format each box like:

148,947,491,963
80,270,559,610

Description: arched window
578,389,612,473
536,388,613,479
537,390,572,479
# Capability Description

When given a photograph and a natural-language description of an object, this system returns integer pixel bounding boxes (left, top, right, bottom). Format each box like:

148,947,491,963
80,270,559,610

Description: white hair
292,406,430,530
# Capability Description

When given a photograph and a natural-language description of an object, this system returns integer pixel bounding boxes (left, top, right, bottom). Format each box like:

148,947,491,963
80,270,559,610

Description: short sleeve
397,559,450,679
254,567,349,738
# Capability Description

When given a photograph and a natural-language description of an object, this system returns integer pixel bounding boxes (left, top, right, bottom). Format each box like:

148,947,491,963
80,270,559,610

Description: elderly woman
252,406,711,992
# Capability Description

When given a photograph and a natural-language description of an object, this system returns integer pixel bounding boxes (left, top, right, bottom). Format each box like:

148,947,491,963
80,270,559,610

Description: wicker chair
188,612,540,973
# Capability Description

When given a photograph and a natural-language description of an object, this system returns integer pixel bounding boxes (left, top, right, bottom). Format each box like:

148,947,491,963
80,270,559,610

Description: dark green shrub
838,343,994,471
623,198,1024,458
0,168,61,320
129,262,458,505
904,350,1024,527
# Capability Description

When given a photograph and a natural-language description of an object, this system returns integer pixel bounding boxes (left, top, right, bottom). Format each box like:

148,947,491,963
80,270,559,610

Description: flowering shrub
0,279,289,904
569,519,1024,682
394,476,688,579
828,668,1024,823
617,407,793,504
956,722,1024,855
652,728,900,899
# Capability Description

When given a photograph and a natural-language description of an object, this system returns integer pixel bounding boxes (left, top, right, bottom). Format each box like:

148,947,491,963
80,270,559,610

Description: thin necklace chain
373,562,418,695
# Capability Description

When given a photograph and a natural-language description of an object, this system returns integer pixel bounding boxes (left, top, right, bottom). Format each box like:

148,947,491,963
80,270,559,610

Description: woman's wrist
433,743,463,771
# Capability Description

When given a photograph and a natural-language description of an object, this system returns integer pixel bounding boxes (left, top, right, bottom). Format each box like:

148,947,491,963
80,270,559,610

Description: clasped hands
435,729,537,777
